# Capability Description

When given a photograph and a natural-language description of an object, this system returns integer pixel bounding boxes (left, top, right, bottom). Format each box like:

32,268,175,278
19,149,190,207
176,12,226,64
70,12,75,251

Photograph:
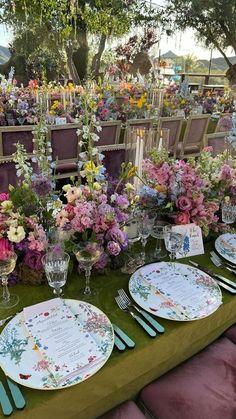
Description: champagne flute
0,252,19,309
42,251,70,297
137,211,156,263
75,242,102,299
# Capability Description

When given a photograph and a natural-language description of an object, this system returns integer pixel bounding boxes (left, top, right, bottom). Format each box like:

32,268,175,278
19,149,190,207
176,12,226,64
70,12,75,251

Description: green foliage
166,0,236,65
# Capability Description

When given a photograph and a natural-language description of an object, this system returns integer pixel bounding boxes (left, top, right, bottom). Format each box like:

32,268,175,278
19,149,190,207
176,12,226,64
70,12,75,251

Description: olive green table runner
0,241,235,419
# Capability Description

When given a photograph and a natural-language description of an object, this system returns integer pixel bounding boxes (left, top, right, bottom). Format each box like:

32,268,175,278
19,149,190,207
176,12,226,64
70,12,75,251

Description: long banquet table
0,240,235,419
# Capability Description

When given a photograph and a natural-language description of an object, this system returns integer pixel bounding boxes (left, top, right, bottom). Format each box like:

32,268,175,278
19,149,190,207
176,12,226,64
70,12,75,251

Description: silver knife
189,261,236,294
112,324,135,348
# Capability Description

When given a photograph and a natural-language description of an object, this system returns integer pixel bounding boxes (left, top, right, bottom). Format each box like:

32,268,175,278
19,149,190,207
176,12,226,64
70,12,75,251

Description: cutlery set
114,289,165,344
189,260,236,294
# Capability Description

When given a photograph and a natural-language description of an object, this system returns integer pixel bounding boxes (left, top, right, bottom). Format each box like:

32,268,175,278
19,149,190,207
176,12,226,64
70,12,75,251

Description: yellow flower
93,182,102,191
62,184,72,193
1,200,13,212
84,161,99,175
127,166,137,177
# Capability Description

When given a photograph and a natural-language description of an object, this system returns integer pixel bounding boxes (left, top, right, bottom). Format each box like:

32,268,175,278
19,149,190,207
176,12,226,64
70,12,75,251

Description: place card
55,117,67,125
172,223,204,259
24,298,104,384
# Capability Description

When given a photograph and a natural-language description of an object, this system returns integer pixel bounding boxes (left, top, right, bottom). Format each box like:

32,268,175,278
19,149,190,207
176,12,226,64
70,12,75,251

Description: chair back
181,114,210,158
126,118,155,131
0,126,35,158
48,124,80,179
98,144,125,178
159,116,183,158
97,121,121,146
0,126,36,190
204,132,227,156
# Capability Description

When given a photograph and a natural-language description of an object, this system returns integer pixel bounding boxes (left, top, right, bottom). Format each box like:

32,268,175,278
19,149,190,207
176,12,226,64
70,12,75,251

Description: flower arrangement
138,148,236,236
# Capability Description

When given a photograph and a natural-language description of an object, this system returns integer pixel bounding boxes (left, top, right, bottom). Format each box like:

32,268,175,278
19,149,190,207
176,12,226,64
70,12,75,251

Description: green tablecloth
0,241,235,419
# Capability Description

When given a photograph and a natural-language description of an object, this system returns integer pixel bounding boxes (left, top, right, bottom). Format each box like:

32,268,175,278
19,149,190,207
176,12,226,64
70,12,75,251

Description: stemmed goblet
75,242,102,299
164,230,185,261
0,252,19,309
42,251,70,297
121,218,141,274
137,211,156,263
221,201,236,224
151,221,171,260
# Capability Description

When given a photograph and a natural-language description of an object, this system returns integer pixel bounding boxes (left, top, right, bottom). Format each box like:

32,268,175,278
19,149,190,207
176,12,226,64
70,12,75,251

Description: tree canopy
0,0,164,83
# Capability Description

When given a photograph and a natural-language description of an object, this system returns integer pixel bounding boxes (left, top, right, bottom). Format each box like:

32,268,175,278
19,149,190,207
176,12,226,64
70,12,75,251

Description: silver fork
118,289,165,333
115,296,156,337
210,252,236,275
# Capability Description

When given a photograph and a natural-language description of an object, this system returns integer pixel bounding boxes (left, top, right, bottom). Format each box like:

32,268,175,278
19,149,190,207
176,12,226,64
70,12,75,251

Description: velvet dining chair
180,114,210,158
97,121,122,146
204,132,228,156
159,116,183,159
0,126,36,189
97,144,126,178
48,123,80,179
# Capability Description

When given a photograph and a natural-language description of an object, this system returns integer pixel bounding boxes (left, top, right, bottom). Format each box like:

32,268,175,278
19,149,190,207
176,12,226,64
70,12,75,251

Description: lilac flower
107,241,121,256
32,176,53,197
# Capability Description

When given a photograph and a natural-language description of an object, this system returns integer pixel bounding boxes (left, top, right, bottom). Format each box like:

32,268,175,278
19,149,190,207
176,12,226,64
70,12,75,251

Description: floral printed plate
215,233,236,264
0,299,114,390
129,262,222,321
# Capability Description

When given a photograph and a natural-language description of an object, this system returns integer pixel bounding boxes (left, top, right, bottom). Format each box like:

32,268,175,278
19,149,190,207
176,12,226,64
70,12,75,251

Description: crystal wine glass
0,252,19,309
151,221,171,259
164,230,185,261
42,251,70,297
221,202,236,224
121,218,142,274
137,211,156,263
75,242,102,299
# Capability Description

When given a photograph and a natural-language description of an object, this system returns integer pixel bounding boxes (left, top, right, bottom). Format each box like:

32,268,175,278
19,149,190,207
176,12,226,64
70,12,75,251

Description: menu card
24,298,105,384
172,223,204,258
139,263,221,319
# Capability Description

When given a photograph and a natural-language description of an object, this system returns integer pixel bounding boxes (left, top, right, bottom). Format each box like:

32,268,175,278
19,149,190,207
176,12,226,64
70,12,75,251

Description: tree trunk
72,28,89,82
65,43,80,84
226,64,236,86
91,34,107,81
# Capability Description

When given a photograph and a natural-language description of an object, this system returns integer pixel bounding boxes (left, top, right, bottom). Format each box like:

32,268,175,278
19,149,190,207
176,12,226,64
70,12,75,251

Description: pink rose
0,238,14,261
24,250,43,271
176,196,192,211
175,212,190,225
0,193,9,201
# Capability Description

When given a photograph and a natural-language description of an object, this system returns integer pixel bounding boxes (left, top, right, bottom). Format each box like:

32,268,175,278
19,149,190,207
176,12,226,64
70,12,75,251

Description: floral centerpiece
0,113,60,284
55,84,135,270
138,148,236,236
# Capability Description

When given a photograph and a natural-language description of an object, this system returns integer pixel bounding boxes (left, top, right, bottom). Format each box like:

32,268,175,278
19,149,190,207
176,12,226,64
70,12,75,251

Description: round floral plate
215,233,236,265
129,262,222,321
0,299,114,390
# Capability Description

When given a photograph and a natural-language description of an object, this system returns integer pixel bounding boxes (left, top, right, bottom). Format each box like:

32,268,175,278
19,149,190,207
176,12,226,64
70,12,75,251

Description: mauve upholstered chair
0,126,34,157
159,116,183,158
48,124,80,179
204,132,227,156
98,144,125,178
97,121,122,146
223,324,236,344
139,337,236,419
98,400,146,419
180,114,210,158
